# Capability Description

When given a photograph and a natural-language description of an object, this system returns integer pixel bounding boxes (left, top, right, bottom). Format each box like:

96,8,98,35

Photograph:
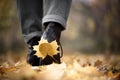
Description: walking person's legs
17,0,72,66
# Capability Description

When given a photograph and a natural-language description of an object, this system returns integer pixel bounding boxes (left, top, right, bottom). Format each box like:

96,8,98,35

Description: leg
43,0,72,29
17,0,43,44
41,0,72,64
17,0,43,66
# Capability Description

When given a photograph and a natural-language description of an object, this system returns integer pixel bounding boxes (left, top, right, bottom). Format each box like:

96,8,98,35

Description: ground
0,52,120,80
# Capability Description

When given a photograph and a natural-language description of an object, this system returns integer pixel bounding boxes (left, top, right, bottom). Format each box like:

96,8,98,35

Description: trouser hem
42,15,66,29
23,31,42,44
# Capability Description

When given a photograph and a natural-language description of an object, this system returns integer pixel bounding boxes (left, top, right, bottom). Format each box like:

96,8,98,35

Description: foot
27,22,63,66
41,22,63,65
27,37,41,66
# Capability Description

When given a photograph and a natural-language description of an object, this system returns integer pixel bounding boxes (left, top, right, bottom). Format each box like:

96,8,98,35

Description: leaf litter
0,40,120,80
0,52,120,80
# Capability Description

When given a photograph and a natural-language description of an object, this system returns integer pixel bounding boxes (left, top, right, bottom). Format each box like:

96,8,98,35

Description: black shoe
41,22,63,64
27,22,63,66
27,37,41,66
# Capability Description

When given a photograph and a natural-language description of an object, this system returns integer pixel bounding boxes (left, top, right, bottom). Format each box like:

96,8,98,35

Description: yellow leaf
33,39,59,59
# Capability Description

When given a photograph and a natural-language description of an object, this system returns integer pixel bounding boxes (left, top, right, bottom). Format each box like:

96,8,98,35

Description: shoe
27,37,41,66
41,22,63,64
27,22,63,66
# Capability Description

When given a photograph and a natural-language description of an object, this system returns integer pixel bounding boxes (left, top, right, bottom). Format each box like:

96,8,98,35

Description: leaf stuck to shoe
33,38,59,61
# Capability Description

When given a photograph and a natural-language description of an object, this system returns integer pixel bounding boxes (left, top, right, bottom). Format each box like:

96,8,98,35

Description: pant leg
43,0,72,29
17,0,43,44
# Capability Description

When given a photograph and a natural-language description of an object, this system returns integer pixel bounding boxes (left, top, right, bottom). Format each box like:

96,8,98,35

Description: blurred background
0,0,120,54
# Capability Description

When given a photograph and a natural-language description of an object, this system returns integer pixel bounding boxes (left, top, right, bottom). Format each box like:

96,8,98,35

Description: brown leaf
94,59,102,67
0,66,7,75
109,72,120,80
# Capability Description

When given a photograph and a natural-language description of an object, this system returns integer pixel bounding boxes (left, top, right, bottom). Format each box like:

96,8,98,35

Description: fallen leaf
33,39,59,59
109,72,120,80
0,66,6,75
94,59,102,67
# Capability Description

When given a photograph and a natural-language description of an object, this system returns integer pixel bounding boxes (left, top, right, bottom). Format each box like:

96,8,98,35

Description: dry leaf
33,39,59,59
0,66,6,75
0,51,120,80
94,59,102,67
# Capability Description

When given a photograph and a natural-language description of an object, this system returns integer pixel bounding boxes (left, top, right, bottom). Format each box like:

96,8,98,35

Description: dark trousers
17,0,72,44
17,0,43,43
